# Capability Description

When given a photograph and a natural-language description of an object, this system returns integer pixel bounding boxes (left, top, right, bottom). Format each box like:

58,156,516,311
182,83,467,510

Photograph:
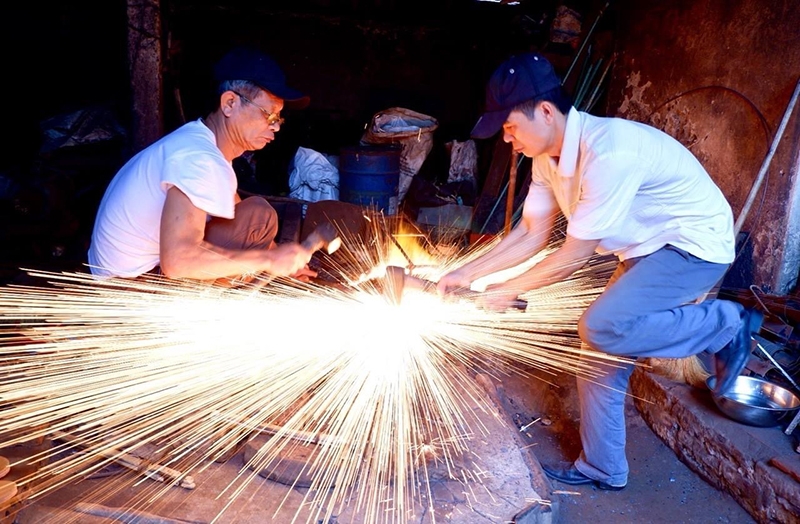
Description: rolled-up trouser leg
204,197,279,285
204,196,279,251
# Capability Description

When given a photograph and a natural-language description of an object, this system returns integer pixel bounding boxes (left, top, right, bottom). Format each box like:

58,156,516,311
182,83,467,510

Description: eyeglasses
231,91,284,126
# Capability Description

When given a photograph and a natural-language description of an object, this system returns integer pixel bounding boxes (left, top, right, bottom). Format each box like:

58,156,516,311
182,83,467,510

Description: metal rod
256,422,341,447
389,231,415,268
734,77,800,236
562,1,610,86
505,151,519,235
584,54,615,111
754,342,800,436
785,404,800,436
755,343,800,393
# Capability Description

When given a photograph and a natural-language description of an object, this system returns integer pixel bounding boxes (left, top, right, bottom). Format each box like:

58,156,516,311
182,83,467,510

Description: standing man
438,52,762,491
89,47,315,282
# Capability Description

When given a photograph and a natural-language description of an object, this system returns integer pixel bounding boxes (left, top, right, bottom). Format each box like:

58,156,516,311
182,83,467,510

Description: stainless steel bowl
706,375,800,427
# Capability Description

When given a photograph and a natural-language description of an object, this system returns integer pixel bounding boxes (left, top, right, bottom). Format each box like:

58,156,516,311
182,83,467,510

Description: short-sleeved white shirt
88,119,237,277
523,107,735,264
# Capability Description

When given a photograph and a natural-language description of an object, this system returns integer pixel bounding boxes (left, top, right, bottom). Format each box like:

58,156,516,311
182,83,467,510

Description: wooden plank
482,137,512,200
504,151,519,234
126,0,164,152
472,137,511,234
51,431,195,490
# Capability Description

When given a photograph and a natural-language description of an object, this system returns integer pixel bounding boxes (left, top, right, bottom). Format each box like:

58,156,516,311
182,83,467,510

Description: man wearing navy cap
438,52,762,491
89,47,315,282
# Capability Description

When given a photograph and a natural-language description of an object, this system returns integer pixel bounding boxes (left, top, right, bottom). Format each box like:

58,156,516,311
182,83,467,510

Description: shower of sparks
0,214,634,523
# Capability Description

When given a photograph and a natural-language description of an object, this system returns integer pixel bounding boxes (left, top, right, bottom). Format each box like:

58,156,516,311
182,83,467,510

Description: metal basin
706,375,800,427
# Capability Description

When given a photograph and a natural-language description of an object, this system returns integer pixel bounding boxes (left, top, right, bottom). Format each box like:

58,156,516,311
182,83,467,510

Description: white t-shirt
88,119,237,277
523,107,735,264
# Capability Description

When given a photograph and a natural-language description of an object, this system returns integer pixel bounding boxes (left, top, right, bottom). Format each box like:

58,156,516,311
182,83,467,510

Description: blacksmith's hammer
302,222,341,255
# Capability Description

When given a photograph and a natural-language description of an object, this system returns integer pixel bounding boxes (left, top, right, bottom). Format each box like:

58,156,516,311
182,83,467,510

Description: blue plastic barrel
339,145,401,215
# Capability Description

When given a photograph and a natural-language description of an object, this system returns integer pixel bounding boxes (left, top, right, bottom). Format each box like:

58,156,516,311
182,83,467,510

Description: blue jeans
573,245,742,487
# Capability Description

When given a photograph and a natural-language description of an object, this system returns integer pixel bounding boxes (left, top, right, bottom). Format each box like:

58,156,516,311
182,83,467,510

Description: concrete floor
493,368,758,524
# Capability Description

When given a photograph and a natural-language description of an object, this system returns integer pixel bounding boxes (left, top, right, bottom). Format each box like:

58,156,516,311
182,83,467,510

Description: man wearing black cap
438,52,762,491
89,47,314,282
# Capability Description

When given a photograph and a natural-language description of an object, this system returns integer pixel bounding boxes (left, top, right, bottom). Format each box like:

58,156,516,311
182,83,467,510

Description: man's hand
436,269,473,296
474,283,526,311
264,243,314,278
289,265,318,283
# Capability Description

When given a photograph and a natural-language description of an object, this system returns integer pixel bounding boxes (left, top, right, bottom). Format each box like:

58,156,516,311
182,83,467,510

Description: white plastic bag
361,107,438,203
446,139,478,186
288,147,339,202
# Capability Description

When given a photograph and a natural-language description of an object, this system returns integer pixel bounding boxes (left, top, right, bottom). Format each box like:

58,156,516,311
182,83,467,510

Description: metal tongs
754,342,800,436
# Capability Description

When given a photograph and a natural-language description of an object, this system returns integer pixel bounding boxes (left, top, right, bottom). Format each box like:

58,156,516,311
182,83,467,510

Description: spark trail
0,221,630,523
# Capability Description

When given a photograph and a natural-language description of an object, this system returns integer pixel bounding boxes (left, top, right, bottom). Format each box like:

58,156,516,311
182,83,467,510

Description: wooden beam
126,0,164,153
472,137,511,235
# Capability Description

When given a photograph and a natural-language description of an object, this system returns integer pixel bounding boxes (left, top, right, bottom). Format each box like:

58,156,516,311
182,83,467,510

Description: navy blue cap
214,47,310,109
471,52,561,139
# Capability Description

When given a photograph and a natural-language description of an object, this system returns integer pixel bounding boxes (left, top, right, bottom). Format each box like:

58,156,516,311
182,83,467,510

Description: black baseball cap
471,52,561,139
213,46,310,109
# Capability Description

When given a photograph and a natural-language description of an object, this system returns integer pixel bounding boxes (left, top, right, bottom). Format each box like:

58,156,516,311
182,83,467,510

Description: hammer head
383,265,527,311
384,266,437,304
302,223,341,254
385,265,407,304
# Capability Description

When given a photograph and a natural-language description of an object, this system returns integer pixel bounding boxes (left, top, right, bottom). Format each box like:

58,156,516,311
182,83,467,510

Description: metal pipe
755,343,800,393
734,77,800,236
505,151,519,235
562,1,610,86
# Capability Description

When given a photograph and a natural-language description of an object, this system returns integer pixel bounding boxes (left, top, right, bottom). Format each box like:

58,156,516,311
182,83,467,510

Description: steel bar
505,151,519,235
51,431,196,490
734,77,800,236
562,1,610,86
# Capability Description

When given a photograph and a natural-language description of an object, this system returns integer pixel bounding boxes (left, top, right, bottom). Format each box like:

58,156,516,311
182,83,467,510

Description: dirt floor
10,367,761,524
493,367,757,524
4,363,762,524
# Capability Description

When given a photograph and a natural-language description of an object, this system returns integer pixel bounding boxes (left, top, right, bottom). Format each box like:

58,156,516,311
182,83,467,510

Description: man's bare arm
437,204,558,294
159,187,309,280
492,234,600,294
470,214,554,276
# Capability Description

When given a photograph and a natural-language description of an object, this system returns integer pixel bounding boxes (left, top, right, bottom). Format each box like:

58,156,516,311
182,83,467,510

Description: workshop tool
301,222,342,255
384,265,527,310
210,410,340,447
208,411,341,465
695,76,800,305
0,479,16,505
256,422,340,447
73,502,207,524
755,342,800,436
0,455,15,506
247,222,342,290
504,151,518,235
52,430,196,490
733,76,800,237
0,456,9,479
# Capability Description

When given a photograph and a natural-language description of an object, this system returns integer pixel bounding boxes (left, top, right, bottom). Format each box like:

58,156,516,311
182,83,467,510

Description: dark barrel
339,144,401,215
